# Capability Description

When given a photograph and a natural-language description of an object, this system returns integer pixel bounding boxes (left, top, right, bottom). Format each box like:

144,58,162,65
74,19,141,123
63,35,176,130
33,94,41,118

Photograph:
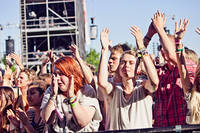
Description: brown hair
0,86,15,132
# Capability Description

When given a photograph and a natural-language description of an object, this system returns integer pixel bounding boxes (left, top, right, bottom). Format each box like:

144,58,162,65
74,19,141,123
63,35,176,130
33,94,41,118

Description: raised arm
9,53,24,70
175,18,192,94
40,57,49,74
143,22,157,47
42,74,57,123
69,44,94,84
152,10,177,63
67,75,96,128
98,28,114,95
130,26,159,93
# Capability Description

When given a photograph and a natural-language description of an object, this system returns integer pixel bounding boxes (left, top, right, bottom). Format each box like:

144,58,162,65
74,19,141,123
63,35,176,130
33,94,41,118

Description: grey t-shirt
109,83,153,130
41,85,102,132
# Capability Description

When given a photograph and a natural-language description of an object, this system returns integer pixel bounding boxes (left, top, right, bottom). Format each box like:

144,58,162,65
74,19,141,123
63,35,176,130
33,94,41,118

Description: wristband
137,49,148,58
69,95,77,104
71,100,78,107
176,48,184,53
175,40,181,45
177,48,184,52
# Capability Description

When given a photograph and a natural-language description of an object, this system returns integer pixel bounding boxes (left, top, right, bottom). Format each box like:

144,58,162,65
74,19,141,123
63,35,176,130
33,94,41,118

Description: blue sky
0,0,200,57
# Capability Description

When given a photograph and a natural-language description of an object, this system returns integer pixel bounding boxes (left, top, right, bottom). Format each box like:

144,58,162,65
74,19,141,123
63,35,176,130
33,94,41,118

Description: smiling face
54,67,70,93
16,72,31,89
119,53,137,79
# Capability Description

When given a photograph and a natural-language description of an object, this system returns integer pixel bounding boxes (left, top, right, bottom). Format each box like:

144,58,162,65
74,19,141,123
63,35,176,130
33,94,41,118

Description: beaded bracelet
69,95,77,104
137,48,148,58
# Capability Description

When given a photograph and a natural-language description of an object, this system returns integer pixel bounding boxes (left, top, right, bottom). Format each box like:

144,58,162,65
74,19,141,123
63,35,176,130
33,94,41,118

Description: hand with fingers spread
195,26,200,35
130,26,144,50
152,10,167,32
69,44,81,60
175,19,190,40
100,28,112,50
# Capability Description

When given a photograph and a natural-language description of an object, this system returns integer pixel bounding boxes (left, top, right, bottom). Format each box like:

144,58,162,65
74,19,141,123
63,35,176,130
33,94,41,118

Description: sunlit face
54,68,70,92
119,54,136,79
0,92,6,112
108,52,122,73
16,72,30,89
27,87,43,107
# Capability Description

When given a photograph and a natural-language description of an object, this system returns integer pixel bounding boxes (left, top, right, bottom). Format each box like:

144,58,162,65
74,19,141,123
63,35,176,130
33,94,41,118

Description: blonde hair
188,63,200,124
185,48,199,65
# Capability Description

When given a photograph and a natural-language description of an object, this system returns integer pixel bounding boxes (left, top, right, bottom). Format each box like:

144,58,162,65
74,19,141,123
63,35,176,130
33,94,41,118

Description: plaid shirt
153,61,196,127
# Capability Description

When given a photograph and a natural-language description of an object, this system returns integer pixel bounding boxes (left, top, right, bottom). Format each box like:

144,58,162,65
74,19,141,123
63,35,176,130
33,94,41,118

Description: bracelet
175,40,181,45
137,49,148,58
177,48,184,52
144,36,151,41
69,96,77,104
176,48,184,53
71,100,78,107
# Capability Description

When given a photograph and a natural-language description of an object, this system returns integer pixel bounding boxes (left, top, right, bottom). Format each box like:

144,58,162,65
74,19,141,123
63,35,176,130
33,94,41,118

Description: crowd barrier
98,125,200,133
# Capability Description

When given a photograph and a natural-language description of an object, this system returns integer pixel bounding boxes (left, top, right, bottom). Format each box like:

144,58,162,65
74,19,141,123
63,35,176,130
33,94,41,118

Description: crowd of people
0,10,200,132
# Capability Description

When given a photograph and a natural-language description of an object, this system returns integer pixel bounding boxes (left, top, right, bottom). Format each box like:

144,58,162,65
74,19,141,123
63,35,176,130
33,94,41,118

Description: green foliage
1,57,16,72
124,41,137,51
86,48,100,72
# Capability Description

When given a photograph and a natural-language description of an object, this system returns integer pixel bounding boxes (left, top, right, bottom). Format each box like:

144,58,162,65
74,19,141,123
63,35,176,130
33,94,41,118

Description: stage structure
20,0,87,67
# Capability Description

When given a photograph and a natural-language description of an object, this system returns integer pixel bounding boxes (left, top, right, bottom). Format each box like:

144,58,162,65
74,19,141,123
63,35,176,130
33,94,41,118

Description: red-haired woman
41,56,102,132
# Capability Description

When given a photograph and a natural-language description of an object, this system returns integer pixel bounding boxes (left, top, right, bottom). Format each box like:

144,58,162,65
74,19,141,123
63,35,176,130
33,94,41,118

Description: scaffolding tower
20,0,87,67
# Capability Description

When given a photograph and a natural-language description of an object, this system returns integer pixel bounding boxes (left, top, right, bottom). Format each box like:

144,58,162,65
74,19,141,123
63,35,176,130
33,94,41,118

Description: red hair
55,56,85,94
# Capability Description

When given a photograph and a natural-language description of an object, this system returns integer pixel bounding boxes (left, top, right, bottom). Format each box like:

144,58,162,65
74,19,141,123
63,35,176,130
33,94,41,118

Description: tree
86,48,100,72
124,41,137,51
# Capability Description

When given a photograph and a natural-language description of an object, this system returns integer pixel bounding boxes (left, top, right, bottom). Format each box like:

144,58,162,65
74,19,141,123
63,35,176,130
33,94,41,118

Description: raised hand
48,50,56,64
69,44,81,60
130,26,144,49
100,28,112,50
41,57,49,66
152,10,167,32
67,75,75,98
51,74,58,96
175,18,189,40
195,26,200,35
9,53,21,66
